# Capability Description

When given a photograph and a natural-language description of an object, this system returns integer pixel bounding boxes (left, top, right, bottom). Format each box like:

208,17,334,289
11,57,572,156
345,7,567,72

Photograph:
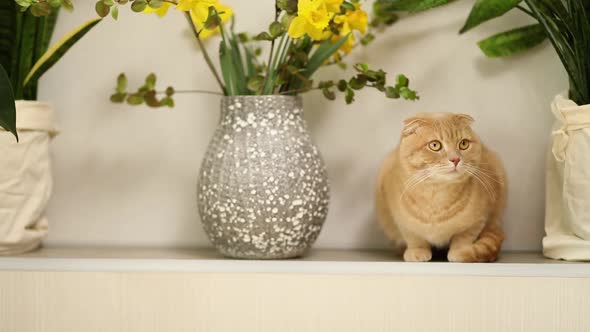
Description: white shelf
0,247,587,277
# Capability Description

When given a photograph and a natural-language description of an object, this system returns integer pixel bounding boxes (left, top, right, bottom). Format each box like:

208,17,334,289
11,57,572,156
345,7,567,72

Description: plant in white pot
376,0,590,260
100,0,419,259
0,0,100,255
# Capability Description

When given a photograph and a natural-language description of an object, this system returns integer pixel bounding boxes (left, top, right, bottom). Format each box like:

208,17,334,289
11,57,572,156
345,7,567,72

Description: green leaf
160,96,174,107
0,64,17,140
395,74,409,87
349,75,367,90
147,0,164,8
460,0,522,34
0,0,18,78
23,18,101,88
131,0,147,12
385,86,400,98
165,86,174,96
376,0,455,12
145,73,156,89
126,94,144,105
116,73,127,93
478,24,546,57
111,6,119,20
344,87,355,104
399,86,419,100
304,34,350,79
110,92,126,103
15,12,37,99
60,0,74,11
269,21,283,37
247,75,264,92
103,0,115,6
41,8,60,54
30,2,52,16
254,32,273,41
322,88,336,100
95,1,110,17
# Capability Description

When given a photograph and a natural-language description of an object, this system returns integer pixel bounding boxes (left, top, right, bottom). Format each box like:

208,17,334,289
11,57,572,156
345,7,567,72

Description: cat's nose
450,157,461,167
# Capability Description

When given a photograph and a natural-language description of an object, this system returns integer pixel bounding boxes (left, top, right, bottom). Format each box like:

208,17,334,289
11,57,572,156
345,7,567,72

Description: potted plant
0,0,100,255
99,0,419,259
376,0,590,260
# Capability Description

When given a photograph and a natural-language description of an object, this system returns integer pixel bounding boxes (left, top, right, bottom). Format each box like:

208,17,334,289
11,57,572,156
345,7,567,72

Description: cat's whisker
463,164,503,185
464,168,495,200
400,165,447,199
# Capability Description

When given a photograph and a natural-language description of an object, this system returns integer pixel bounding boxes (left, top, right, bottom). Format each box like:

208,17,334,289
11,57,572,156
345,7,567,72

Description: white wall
40,0,567,251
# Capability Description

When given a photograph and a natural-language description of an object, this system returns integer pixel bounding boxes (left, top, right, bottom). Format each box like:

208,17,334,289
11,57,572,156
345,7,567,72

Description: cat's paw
403,248,432,262
447,247,475,262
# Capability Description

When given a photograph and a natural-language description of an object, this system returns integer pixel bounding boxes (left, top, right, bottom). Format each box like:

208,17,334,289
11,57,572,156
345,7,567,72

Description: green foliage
477,24,546,57
0,1,99,140
297,63,419,104
23,18,102,88
372,0,454,27
460,0,522,33
110,73,176,108
524,0,590,105
111,0,419,107
14,0,70,17
0,64,17,140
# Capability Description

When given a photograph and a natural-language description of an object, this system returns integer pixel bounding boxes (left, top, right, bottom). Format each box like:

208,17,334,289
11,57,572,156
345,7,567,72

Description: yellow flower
330,3,368,58
325,0,343,13
177,0,234,39
143,2,172,17
288,0,336,40
334,3,368,36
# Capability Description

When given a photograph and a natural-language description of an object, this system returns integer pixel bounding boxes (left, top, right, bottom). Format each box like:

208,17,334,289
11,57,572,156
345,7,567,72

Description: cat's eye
459,139,470,150
428,140,442,152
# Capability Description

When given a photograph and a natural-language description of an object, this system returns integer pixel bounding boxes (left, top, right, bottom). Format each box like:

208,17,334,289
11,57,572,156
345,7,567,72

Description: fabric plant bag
544,94,590,260
0,101,58,255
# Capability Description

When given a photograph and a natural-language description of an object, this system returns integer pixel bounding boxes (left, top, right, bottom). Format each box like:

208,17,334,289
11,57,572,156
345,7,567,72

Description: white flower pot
544,94,590,260
0,101,58,255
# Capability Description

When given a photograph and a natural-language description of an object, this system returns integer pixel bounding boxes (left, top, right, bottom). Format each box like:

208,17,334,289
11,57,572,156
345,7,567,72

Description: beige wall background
40,0,567,250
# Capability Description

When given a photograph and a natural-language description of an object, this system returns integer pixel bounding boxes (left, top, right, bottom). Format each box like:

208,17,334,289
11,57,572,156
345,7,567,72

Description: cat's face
399,113,482,182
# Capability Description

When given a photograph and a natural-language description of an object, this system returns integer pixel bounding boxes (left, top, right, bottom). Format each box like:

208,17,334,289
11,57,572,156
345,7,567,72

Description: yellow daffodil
288,0,335,40
325,0,344,13
334,3,368,36
330,3,368,59
176,0,234,39
143,2,172,17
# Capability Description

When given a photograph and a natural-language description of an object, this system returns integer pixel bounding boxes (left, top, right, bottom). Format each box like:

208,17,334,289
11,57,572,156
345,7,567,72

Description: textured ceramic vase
197,95,330,259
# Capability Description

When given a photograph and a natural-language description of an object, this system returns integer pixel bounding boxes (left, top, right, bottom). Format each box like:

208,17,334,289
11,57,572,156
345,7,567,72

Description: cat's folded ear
402,116,429,137
454,113,474,126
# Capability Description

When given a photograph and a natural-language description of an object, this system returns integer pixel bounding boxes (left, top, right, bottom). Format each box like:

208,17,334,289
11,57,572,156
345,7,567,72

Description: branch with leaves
101,0,419,107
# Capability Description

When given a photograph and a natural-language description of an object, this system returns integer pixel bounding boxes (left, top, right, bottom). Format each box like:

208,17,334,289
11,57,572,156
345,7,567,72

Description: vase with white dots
197,95,330,259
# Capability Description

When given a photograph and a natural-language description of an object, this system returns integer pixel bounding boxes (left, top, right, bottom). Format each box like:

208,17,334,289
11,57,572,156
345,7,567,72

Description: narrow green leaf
304,34,350,79
0,64,17,140
0,0,18,75
23,18,101,88
16,12,37,99
460,0,522,34
478,24,546,57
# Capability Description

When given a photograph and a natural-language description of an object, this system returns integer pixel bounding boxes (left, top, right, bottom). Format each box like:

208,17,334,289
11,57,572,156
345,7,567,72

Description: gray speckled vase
197,95,330,259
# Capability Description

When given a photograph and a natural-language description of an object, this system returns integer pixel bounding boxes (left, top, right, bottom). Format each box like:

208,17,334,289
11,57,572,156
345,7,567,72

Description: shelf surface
0,247,587,277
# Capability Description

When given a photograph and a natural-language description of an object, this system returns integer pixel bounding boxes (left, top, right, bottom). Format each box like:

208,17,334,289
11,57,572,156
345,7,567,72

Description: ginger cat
375,113,506,262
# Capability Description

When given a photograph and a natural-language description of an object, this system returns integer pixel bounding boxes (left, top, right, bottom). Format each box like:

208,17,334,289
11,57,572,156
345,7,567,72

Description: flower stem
261,9,281,94
184,13,227,95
